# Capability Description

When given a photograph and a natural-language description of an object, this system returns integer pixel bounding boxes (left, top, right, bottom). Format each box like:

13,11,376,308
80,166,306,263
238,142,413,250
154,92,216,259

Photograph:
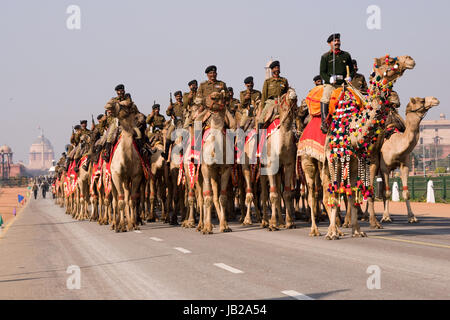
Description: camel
105,100,145,232
380,96,440,223
237,101,267,227
75,134,92,221
181,117,204,229
299,55,415,239
200,91,236,234
166,119,186,225
262,88,298,231
146,138,167,223
324,55,416,239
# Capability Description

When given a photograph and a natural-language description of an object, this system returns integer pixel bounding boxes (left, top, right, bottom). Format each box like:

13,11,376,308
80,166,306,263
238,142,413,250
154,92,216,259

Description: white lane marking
281,290,314,300
213,263,244,274
134,230,142,234
174,247,191,254
150,237,163,242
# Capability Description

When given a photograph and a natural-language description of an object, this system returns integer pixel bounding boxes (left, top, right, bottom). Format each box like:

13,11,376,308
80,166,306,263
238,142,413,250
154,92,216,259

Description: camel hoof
202,228,213,235
408,217,419,224
380,216,393,223
286,223,296,229
352,231,367,238
278,224,286,229
260,220,269,228
309,229,320,237
220,227,232,233
268,225,279,231
242,219,253,226
325,233,339,240
342,222,351,228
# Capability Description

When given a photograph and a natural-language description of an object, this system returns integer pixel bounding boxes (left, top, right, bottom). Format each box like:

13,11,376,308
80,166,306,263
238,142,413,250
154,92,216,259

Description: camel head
371,55,415,84
406,96,440,119
280,87,297,111
105,99,120,115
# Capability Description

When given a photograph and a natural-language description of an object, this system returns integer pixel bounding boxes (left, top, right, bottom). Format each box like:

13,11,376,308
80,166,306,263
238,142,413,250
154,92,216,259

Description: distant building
414,113,450,172
0,145,27,178
28,134,55,171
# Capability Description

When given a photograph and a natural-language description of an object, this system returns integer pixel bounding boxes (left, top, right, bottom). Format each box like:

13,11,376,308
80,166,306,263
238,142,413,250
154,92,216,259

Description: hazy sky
1,0,449,163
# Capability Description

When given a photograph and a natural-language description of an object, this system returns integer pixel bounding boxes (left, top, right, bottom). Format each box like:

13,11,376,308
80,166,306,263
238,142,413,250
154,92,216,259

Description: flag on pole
18,194,24,204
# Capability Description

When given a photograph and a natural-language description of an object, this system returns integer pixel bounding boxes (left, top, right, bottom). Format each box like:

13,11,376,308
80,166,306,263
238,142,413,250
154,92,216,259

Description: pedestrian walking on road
32,183,38,199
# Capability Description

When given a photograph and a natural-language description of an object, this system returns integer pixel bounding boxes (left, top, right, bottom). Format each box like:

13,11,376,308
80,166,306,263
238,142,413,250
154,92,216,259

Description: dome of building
28,134,55,170
0,145,12,153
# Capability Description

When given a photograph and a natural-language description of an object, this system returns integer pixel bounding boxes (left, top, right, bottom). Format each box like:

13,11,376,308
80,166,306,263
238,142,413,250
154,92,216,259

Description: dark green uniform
319,50,355,85
351,73,368,94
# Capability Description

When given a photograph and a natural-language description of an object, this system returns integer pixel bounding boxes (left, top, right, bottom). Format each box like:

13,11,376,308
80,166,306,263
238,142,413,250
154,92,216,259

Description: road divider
281,290,314,300
213,263,244,274
174,247,191,254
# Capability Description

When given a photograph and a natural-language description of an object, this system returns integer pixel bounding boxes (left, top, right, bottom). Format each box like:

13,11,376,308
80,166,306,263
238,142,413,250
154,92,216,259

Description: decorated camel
325,55,416,239
379,96,440,223
299,55,416,239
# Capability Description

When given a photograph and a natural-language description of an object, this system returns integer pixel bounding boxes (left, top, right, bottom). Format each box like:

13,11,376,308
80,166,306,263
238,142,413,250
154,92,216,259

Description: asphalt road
0,197,449,300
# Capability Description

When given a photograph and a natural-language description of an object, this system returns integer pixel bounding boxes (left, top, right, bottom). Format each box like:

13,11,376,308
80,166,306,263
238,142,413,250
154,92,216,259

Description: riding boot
320,102,330,134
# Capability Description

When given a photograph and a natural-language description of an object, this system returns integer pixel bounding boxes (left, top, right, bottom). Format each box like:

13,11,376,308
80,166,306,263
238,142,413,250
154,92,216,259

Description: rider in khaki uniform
258,61,289,127
319,33,355,133
183,80,198,112
227,87,240,115
239,76,261,117
103,84,140,160
167,91,185,121
196,65,228,105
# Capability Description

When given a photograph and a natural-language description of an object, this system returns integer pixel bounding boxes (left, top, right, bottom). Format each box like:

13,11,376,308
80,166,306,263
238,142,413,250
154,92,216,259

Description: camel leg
196,180,204,232
201,165,213,234
242,164,253,225
282,163,296,229
129,179,141,231
259,175,269,228
218,167,232,233
267,173,280,231
380,162,393,223
350,195,367,237
400,161,418,223
302,158,320,236
149,178,157,222
367,162,382,229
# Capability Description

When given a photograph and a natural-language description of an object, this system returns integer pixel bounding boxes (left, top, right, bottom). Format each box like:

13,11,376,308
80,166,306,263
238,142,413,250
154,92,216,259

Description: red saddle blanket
297,116,327,162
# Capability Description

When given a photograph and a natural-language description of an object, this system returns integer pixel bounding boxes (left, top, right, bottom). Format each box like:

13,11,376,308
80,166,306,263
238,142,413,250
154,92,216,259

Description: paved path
0,197,449,299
